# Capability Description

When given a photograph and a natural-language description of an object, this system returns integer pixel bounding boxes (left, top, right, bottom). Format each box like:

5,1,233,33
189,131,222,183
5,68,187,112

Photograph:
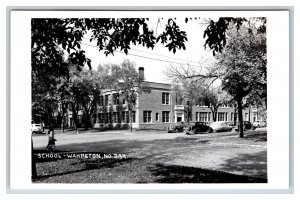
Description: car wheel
207,128,213,133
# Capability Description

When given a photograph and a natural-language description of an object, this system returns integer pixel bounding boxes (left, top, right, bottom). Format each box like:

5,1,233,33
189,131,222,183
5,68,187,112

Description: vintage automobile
253,120,267,128
31,123,44,134
208,121,233,133
167,122,187,133
184,122,211,135
234,121,256,131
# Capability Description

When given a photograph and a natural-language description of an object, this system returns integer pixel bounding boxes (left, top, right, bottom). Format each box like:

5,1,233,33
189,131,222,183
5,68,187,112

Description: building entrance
177,117,182,122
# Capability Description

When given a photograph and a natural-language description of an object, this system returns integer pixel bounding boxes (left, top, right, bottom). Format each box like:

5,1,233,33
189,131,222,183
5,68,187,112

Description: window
99,113,104,123
132,111,136,123
105,113,110,123
143,111,152,123
162,92,170,105
122,111,129,123
200,112,208,122
99,96,104,106
245,113,248,120
105,95,109,106
208,112,211,122
217,112,225,121
162,111,170,123
231,113,233,121
113,112,119,123
196,112,208,122
225,113,228,121
175,94,183,105
156,113,159,122
113,93,119,105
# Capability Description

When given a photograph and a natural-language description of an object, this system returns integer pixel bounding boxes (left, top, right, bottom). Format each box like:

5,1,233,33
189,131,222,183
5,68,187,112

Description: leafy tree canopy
32,18,188,74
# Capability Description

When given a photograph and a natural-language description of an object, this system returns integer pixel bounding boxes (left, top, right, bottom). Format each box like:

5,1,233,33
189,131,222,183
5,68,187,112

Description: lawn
32,129,267,183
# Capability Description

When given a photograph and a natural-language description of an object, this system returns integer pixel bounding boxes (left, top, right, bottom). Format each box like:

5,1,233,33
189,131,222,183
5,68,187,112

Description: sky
80,18,217,84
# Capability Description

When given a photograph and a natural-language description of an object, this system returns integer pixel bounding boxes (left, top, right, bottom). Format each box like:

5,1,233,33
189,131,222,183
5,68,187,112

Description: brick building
92,67,262,130
55,67,263,129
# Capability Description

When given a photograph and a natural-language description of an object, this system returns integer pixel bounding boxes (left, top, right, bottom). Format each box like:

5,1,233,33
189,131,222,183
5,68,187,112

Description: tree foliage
108,59,151,131
203,17,266,56
64,66,104,130
31,18,188,73
200,87,232,122
218,18,267,137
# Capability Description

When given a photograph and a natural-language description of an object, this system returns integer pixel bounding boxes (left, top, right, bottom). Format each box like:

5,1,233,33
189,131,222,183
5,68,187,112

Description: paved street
33,128,267,182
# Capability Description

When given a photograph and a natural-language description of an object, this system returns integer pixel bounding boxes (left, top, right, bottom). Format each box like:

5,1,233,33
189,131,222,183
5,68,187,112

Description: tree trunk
248,108,251,121
186,107,190,124
47,105,53,128
210,107,217,122
233,105,237,126
61,103,64,132
71,105,78,131
237,98,244,138
129,109,133,132
85,112,91,130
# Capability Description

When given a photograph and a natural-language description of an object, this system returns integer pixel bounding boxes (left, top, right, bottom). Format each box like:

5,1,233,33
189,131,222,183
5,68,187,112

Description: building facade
53,68,264,130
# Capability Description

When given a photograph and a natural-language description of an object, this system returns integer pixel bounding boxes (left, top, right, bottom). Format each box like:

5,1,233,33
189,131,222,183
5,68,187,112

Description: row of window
195,112,238,122
99,94,128,106
99,92,171,106
97,110,171,124
98,111,136,124
143,111,170,123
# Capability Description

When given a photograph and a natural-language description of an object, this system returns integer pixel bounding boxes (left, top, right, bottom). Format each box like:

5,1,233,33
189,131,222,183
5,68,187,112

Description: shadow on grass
32,157,137,181
149,163,267,183
219,149,267,179
32,134,267,183
244,131,267,142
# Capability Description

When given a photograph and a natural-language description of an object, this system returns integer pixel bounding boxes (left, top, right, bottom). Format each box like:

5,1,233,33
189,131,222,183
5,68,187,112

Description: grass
32,129,267,183
33,156,266,184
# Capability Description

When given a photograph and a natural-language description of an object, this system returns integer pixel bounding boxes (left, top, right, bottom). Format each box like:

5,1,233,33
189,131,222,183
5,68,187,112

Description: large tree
164,17,266,137
63,66,104,130
110,59,151,132
31,18,188,72
165,64,202,123
32,17,252,75
217,19,267,137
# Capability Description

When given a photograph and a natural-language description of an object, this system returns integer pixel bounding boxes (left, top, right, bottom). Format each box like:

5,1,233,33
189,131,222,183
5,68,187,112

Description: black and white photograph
30,14,268,184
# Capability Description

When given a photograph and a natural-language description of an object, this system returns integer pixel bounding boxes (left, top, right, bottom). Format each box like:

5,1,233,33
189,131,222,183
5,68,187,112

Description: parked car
184,122,210,135
253,120,266,128
225,121,236,127
167,122,187,133
208,121,233,133
31,123,44,134
234,121,256,131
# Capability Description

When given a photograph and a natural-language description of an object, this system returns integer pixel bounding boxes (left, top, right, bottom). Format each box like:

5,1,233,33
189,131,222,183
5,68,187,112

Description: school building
54,67,263,129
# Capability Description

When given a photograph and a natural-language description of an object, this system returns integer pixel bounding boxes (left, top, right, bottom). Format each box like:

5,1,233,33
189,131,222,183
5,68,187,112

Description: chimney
138,67,144,80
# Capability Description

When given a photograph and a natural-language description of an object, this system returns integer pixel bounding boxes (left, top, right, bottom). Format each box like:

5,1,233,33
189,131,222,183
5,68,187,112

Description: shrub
121,123,130,130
